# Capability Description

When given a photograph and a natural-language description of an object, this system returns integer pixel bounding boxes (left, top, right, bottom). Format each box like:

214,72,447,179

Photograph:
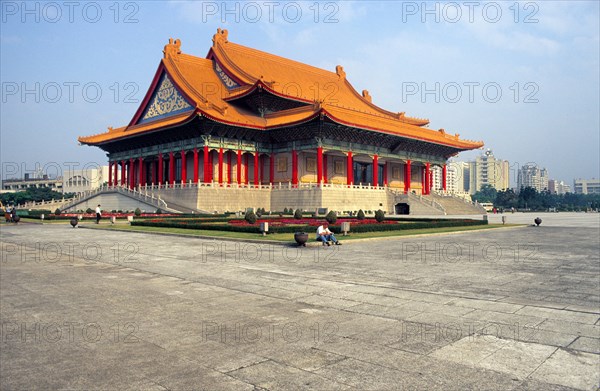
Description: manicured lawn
82,223,520,243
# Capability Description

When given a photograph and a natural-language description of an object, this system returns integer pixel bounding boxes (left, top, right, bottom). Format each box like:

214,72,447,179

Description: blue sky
1,1,598,185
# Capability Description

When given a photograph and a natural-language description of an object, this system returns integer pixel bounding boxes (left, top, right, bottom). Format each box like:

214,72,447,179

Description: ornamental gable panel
138,73,193,124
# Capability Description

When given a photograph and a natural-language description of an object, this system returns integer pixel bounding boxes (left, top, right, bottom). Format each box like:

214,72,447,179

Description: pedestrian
5,205,11,222
95,204,102,224
316,222,341,246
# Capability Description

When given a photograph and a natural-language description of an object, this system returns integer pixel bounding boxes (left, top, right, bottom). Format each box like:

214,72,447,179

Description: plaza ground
1,213,598,390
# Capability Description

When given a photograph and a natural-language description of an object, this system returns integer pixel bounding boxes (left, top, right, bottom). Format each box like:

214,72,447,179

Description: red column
181,150,187,184
383,162,388,187
425,162,430,195
244,154,249,184
114,162,118,186
152,161,157,185
129,158,135,189
236,150,242,184
323,154,328,184
193,148,199,183
442,164,447,192
316,147,323,185
203,146,210,183
429,170,434,194
346,151,353,186
120,160,125,185
209,151,214,182
269,153,275,183
227,151,232,184
292,150,298,186
138,157,144,186
253,153,259,186
373,154,379,187
169,151,175,187
404,160,411,194
108,162,113,187
259,155,264,183
218,148,224,185
158,154,163,185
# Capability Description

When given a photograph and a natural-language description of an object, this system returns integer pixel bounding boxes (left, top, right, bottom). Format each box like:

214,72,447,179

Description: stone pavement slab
1,214,599,390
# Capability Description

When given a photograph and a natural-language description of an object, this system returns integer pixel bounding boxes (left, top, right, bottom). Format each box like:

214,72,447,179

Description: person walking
95,204,102,224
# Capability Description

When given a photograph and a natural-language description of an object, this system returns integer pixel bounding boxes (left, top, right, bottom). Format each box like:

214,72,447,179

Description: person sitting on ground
316,222,341,246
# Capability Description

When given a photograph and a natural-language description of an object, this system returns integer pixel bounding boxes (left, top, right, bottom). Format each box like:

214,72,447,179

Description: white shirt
316,225,330,237
95,207,101,215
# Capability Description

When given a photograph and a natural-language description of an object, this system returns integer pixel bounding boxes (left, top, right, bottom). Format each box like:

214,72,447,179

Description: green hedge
131,220,313,234
131,218,487,234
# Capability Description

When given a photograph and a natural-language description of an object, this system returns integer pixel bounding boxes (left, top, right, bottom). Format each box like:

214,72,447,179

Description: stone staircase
60,186,197,214
430,193,487,215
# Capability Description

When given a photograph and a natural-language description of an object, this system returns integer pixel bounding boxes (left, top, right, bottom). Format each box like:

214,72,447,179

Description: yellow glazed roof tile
78,30,483,151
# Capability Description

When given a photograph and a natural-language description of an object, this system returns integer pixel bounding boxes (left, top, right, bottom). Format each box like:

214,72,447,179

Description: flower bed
131,216,487,234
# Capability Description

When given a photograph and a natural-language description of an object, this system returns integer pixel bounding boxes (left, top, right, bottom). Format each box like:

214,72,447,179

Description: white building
517,164,549,193
548,179,571,195
2,176,63,193
573,178,600,194
468,150,510,194
62,166,110,195
431,161,471,200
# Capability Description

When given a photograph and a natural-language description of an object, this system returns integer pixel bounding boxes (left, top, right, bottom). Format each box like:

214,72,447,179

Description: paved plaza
1,213,599,390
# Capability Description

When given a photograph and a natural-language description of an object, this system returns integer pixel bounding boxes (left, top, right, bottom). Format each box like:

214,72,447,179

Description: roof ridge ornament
335,65,346,80
163,38,181,58
213,28,229,46
361,90,372,103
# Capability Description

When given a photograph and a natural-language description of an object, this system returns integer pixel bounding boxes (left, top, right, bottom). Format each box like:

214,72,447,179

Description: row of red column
107,151,447,192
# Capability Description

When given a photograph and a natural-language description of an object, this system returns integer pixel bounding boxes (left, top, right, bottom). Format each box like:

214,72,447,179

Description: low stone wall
321,187,390,213
75,184,450,215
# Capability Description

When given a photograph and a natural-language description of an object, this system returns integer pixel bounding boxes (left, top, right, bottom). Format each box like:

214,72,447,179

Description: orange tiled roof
78,29,483,151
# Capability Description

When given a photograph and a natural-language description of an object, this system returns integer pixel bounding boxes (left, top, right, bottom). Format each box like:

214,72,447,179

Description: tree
325,211,337,224
357,209,365,220
472,184,497,204
374,209,385,222
518,186,538,209
244,211,257,224
294,209,303,219
495,189,518,209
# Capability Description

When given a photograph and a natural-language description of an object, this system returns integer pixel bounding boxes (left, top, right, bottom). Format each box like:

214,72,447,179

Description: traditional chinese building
77,29,484,214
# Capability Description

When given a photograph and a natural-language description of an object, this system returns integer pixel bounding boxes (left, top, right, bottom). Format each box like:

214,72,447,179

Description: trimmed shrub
131,218,487,234
294,209,303,220
134,208,142,216
54,208,61,215
245,211,257,224
155,208,162,214
325,210,337,224
357,209,365,220
283,208,288,214
86,208,93,214
375,209,385,223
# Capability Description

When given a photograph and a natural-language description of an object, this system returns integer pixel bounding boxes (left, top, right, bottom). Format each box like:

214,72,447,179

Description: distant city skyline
1,1,598,183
